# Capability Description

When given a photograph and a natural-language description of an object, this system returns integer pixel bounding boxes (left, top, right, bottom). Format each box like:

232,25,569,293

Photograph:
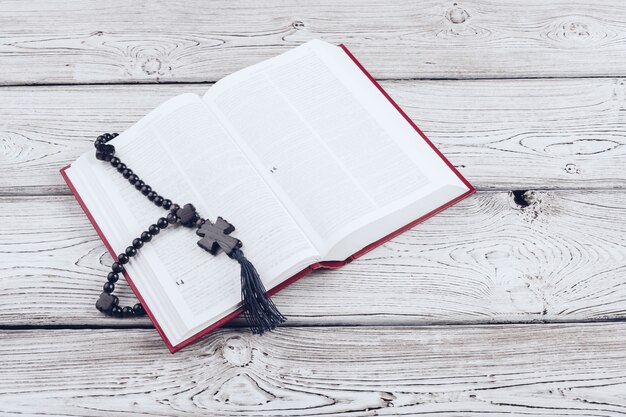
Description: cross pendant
196,217,242,256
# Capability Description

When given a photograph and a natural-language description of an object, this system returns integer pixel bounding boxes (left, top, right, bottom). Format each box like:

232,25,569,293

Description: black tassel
230,247,286,334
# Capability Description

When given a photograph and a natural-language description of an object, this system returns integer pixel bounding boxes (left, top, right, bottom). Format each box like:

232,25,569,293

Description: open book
62,40,474,352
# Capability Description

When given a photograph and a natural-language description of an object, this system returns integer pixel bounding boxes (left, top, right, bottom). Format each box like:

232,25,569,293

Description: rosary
93,133,285,334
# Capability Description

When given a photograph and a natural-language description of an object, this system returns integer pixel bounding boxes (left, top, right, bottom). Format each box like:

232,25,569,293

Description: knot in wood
142,57,162,75
446,4,470,24
565,22,590,38
564,163,581,175
222,336,252,366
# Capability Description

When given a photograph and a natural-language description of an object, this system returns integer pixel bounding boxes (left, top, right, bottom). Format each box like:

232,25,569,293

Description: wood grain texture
3,0,626,84
2,190,625,326
1,2,624,414
3,78,626,195
2,324,626,416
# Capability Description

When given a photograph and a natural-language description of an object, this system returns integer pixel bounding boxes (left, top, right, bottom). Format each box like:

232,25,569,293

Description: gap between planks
5,74,626,88
2,187,624,198
3,316,626,331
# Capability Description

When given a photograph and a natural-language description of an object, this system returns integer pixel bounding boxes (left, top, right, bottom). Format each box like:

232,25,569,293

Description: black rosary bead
111,262,124,273
140,231,152,242
103,282,115,293
93,134,199,320
133,303,145,316
157,217,168,229
112,306,123,317
125,246,137,257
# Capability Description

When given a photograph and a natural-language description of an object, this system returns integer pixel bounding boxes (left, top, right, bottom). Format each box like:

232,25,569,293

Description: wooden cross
196,217,242,255
95,292,116,314
176,203,198,227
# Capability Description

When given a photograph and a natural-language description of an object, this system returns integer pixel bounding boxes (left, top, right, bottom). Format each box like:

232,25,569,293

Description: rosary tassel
230,247,286,334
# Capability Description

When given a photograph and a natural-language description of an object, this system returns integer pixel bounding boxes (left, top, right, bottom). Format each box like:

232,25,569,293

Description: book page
204,40,469,259
68,94,318,345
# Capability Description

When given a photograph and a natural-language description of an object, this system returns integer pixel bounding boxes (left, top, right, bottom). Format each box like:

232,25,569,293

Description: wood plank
2,190,626,327
3,1,626,85
1,323,626,416
2,78,626,195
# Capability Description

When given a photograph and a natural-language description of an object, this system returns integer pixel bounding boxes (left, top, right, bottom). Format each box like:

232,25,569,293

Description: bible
61,40,474,352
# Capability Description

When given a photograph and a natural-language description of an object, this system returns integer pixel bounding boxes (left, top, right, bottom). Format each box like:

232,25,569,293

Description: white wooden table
2,1,626,415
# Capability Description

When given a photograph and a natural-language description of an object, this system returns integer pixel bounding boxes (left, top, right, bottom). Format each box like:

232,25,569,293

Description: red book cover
61,43,475,353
